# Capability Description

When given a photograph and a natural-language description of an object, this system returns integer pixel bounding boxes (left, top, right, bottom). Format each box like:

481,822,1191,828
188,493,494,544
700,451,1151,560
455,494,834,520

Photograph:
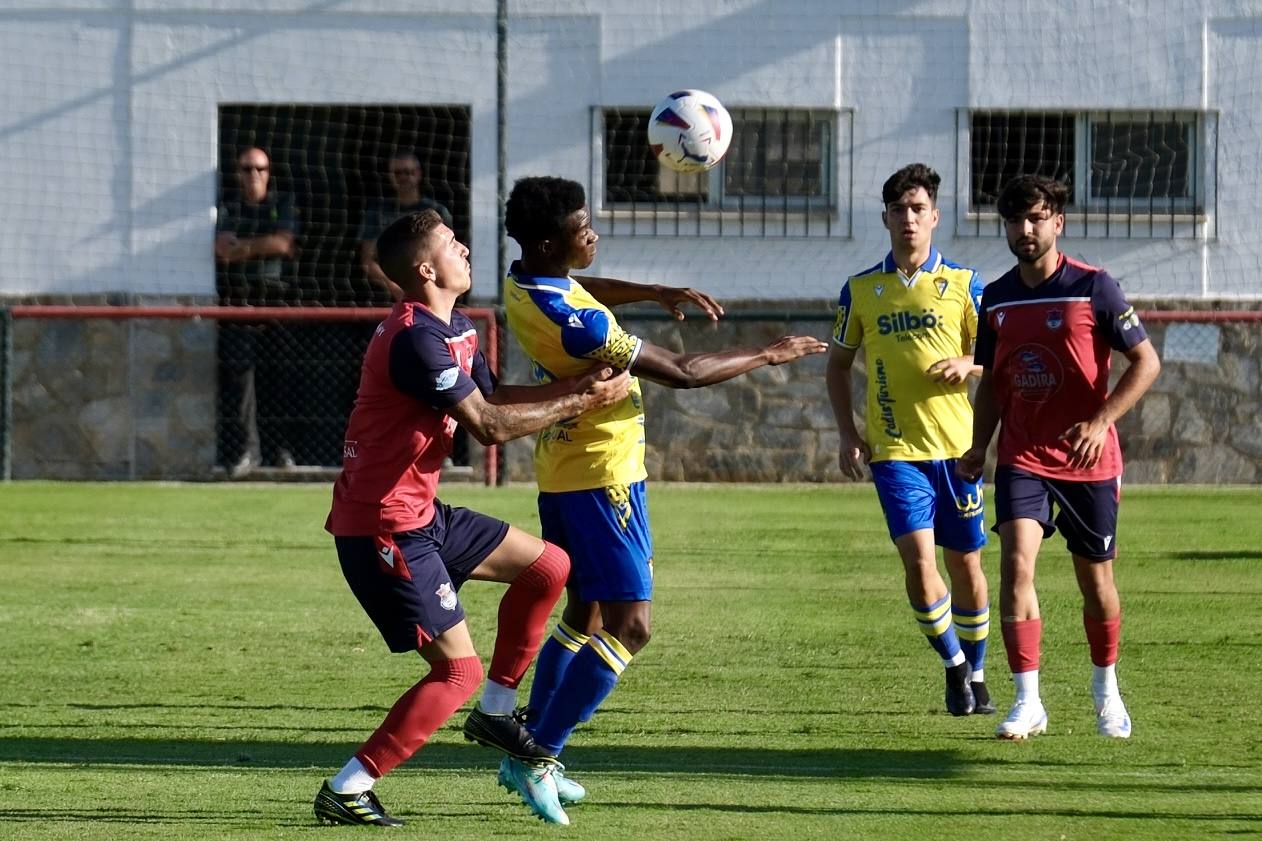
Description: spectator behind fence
214,146,301,476
355,149,467,468
357,149,454,302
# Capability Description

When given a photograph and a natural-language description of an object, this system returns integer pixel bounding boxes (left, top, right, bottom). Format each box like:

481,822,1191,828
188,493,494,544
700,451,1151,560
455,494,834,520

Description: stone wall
500,304,1262,485
3,303,1259,483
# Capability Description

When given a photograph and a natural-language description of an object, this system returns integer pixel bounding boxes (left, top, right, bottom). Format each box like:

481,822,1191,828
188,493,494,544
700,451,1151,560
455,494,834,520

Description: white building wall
1,0,1260,301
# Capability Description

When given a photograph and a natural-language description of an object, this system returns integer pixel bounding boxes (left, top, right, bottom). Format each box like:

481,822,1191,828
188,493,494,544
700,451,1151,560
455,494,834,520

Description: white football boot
1095,694,1132,738
996,698,1048,740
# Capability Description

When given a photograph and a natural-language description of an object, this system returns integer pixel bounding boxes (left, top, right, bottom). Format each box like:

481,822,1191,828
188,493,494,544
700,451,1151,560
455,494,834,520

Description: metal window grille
956,109,1217,239
596,107,851,238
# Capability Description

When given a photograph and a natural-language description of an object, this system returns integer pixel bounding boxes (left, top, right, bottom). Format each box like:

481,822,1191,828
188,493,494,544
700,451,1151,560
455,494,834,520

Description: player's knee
534,541,571,586
607,617,651,653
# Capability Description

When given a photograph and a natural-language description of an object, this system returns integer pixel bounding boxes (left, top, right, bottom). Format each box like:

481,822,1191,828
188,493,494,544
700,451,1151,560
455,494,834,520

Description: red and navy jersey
326,302,494,536
974,255,1148,481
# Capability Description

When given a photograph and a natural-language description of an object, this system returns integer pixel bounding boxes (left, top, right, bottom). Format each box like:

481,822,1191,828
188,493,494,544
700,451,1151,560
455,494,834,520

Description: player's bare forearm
1094,339,1162,427
826,349,869,479
488,368,611,406
574,274,723,320
826,346,861,440
968,370,1002,453
456,368,630,445
633,336,826,389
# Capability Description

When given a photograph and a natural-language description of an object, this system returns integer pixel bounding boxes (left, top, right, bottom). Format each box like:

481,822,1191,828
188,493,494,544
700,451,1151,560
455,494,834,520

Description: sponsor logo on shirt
876,308,943,337
435,367,460,390
873,357,902,439
1011,344,1063,402
1118,307,1141,331
343,440,358,459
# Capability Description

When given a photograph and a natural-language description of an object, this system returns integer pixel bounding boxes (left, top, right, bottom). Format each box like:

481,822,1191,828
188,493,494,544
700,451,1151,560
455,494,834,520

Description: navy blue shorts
993,466,1121,561
538,481,654,603
870,459,987,552
335,500,509,653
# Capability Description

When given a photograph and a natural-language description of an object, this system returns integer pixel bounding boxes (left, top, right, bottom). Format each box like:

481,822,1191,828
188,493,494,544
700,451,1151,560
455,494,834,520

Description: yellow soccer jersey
504,266,647,492
832,248,983,462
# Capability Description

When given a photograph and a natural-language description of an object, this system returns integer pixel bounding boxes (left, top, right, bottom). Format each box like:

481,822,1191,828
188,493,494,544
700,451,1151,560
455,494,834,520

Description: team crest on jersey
874,284,886,298
435,367,460,390
1118,307,1141,331
936,279,949,298
1045,309,1064,330
435,582,458,611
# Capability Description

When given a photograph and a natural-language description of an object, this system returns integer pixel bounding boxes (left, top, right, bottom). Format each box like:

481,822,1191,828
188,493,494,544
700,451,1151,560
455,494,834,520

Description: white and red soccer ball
647,89,733,174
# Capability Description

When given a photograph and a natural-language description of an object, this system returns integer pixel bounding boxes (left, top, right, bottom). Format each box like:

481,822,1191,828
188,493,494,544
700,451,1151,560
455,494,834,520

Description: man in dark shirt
357,149,453,302
958,175,1160,742
214,146,300,474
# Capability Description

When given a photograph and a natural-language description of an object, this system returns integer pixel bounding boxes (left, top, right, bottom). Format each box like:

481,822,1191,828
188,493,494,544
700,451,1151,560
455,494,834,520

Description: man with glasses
357,149,454,302
214,146,301,475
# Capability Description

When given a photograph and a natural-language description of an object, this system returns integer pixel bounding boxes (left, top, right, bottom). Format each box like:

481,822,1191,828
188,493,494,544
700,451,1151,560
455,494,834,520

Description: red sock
1002,618,1042,674
1083,613,1121,667
355,655,482,778
489,542,570,688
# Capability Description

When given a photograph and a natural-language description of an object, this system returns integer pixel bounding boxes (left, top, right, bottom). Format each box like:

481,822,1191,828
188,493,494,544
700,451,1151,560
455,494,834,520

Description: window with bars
597,106,849,238
960,109,1215,238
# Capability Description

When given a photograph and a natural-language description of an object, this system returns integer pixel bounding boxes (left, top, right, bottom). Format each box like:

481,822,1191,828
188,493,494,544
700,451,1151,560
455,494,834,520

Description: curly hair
882,163,941,206
505,176,587,245
375,209,444,285
997,175,1070,219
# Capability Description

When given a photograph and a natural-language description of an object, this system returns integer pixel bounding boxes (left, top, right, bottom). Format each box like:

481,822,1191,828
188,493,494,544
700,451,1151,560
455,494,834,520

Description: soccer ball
647,90,733,174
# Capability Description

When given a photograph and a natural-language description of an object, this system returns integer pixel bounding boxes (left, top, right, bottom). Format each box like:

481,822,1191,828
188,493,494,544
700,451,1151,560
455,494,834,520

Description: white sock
330,757,376,794
477,679,517,715
1013,669,1040,703
1093,663,1119,703
972,668,985,683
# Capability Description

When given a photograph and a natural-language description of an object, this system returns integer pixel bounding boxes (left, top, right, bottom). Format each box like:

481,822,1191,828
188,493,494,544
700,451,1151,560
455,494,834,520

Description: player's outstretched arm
826,345,870,480
572,274,724,321
631,335,827,390
449,366,631,446
957,368,1000,482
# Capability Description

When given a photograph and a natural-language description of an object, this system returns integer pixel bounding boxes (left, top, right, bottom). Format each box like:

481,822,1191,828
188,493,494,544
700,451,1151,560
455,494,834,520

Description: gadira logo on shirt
435,582,458,611
435,367,460,390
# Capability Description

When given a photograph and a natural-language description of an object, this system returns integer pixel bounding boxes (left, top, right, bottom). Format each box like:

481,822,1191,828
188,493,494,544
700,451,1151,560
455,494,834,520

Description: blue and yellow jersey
832,247,983,462
504,265,647,492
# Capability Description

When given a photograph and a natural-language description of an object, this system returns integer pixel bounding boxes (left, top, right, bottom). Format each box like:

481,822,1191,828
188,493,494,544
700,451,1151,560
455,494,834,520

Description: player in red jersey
313,210,630,827
957,176,1160,741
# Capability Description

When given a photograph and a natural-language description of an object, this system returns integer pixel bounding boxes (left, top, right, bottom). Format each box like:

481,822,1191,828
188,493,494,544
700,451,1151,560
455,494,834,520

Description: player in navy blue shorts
957,175,1160,741
312,210,630,827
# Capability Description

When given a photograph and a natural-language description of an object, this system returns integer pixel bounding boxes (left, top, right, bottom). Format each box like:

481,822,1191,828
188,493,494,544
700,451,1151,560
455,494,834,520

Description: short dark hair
882,163,940,205
997,175,1070,219
505,176,587,245
375,210,444,284
389,148,420,165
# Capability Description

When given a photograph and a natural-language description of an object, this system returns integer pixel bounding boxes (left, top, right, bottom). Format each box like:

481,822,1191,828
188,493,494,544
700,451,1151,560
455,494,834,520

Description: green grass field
1,481,1260,840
